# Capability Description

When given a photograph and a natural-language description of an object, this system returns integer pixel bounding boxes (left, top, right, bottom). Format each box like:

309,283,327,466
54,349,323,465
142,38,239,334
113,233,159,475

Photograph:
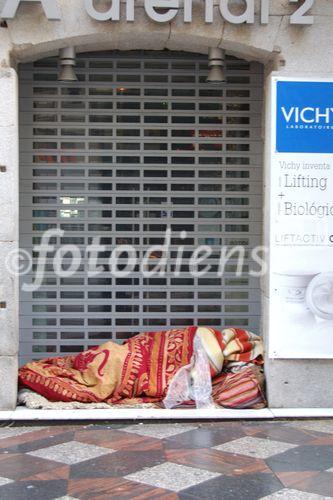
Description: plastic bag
164,334,215,409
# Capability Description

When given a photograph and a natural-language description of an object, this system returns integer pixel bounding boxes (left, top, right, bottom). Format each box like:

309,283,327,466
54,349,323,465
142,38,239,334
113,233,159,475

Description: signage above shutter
1,0,315,25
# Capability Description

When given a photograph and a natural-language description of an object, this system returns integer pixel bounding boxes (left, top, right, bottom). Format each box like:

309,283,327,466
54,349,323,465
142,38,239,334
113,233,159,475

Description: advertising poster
269,77,333,358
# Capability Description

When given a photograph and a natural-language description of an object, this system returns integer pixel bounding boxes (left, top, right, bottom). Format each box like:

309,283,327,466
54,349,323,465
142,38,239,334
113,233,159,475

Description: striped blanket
212,366,266,409
19,326,266,408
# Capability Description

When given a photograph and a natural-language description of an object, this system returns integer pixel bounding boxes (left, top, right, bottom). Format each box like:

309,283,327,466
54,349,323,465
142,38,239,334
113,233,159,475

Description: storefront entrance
18,50,263,366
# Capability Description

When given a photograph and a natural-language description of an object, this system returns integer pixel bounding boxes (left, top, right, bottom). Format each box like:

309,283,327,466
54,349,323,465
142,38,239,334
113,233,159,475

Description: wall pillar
0,66,19,410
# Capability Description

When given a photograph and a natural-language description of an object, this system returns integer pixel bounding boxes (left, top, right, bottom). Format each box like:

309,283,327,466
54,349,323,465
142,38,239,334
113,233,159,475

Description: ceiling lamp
206,47,226,84
58,47,78,82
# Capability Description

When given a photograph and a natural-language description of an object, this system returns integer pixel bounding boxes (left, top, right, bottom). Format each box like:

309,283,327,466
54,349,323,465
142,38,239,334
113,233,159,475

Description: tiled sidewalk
0,420,332,499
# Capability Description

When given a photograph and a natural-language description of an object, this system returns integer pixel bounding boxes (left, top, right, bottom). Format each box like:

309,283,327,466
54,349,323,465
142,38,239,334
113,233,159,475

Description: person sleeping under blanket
19,326,266,409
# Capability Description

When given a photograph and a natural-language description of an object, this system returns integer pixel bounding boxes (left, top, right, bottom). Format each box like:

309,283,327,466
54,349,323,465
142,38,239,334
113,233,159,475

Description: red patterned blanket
19,326,265,408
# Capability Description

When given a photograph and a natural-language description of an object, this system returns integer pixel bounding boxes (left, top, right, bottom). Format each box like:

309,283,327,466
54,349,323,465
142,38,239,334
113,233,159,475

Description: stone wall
0,64,19,410
0,0,332,409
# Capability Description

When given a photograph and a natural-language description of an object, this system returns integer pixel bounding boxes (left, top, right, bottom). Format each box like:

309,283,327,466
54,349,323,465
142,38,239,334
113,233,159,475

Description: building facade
0,0,333,411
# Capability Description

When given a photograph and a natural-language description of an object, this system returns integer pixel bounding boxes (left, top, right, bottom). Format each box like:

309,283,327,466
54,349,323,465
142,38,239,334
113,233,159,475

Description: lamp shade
206,65,226,84
206,47,226,84
58,46,78,82
58,64,78,82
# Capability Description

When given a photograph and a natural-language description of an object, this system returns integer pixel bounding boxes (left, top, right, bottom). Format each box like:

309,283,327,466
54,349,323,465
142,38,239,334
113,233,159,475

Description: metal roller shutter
19,50,263,366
